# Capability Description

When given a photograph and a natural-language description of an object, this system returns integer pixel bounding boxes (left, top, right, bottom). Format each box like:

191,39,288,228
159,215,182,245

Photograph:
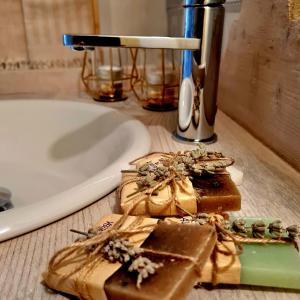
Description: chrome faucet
63,0,225,143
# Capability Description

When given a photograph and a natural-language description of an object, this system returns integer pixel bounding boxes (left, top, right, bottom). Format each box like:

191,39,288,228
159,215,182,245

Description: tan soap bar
120,175,197,216
104,222,217,300
193,174,241,212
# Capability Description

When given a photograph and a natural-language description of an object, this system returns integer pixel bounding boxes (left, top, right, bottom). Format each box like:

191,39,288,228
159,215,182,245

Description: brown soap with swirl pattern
104,222,217,300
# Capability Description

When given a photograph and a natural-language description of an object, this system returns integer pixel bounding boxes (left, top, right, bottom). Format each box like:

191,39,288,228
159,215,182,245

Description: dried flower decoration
103,238,163,288
70,229,96,243
177,215,299,248
232,218,248,237
268,220,284,239
190,143,207,159
252,220,266,239
102,238,143,263
128,256,163,289
136,173,158,189
286,225,299,240
191,159,233,176
175,155,195,167
125,144,234,195
223,220,231,230
181,213,210,225
70,229,163,288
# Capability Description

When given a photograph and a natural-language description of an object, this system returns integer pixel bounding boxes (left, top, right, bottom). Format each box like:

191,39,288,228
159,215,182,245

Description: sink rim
0,99,151,241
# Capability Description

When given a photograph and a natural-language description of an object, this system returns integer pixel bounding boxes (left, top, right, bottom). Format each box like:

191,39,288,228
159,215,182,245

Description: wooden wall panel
218,0,300,170
0,0,97,98
0,0,28,60
22,0,95,61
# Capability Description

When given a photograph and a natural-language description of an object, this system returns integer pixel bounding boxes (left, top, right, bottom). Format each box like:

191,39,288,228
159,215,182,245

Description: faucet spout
63,34,200,50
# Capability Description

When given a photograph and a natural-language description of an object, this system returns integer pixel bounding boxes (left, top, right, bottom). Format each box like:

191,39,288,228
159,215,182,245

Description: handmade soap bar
121,152,241,216
192,174,241,213
163,216,241,285
201,217,300,289
43,214,158,300
238,217,300,289
165,216,300,289
43,215,217,300
104,222,217,300
120,174,197,216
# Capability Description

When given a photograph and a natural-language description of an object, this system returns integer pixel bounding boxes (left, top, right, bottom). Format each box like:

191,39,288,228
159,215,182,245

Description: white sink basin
0,99,150,241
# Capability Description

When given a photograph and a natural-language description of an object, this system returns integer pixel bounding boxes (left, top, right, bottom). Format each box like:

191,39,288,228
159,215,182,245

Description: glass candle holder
82,48,136,102
131,49,180,111
95,65,124,101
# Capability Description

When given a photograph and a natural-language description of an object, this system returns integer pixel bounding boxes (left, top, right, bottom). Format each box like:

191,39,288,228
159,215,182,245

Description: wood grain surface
0,97,299,300
218,0,300,171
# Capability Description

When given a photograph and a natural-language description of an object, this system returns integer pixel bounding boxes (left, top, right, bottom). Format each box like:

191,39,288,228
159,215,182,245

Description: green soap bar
238,217,300,289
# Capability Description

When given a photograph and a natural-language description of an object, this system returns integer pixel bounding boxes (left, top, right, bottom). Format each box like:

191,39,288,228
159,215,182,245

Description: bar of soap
192,174,241,212
120,174,197,216
199,217,300,289
239,217,300,289
126,153,241,215
42,214,159,300
104,222,217,300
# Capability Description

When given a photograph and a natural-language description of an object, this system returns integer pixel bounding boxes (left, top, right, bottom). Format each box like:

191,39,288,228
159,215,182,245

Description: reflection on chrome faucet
176,0,225,143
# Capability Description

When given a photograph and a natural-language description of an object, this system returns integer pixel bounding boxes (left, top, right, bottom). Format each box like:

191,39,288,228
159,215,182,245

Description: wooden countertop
0,97,299,300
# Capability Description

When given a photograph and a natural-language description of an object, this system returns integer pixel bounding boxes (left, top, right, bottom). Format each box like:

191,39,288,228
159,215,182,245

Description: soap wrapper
120,174,197,216
43,214,158,300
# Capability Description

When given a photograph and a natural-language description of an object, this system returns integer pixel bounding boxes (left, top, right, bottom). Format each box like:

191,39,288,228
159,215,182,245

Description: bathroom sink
0,99,150,241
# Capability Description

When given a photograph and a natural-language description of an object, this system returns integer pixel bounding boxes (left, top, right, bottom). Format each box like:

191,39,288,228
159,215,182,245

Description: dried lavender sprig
128,256,163,289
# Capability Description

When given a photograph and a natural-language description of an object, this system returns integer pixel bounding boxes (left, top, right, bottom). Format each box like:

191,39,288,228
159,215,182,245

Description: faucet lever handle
63,34,200,50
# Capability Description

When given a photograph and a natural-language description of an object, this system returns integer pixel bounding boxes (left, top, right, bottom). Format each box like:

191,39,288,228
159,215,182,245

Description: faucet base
172,132,217,144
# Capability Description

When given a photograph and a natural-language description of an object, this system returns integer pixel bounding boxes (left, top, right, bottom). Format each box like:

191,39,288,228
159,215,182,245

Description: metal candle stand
130,48,180,111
